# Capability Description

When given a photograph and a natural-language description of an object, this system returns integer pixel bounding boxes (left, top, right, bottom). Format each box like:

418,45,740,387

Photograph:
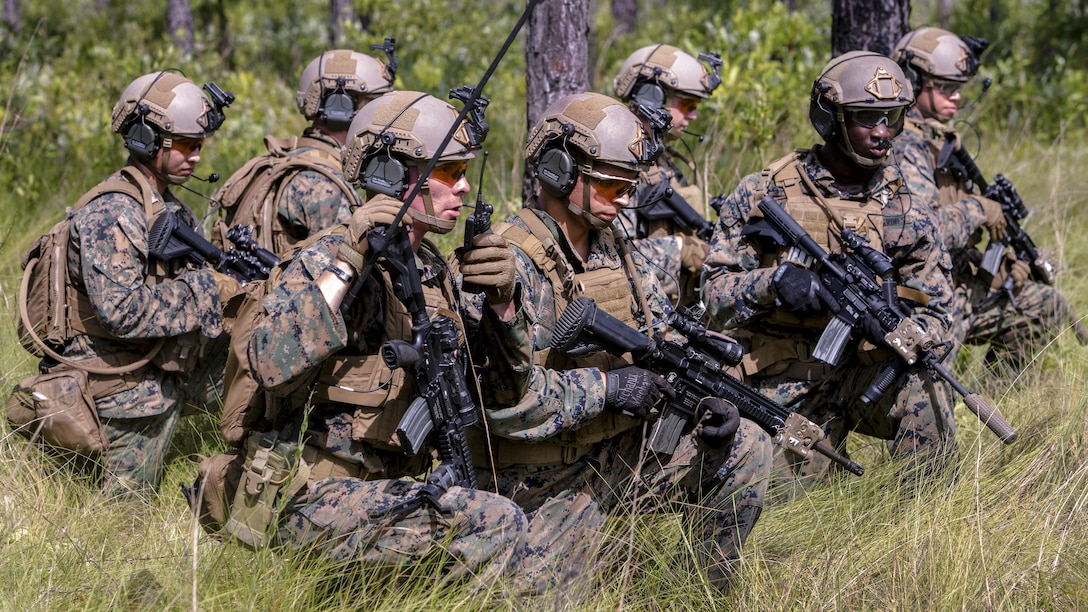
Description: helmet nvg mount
297,44,397,131
342,89,485,233
809,51,914,168
526,92,659,229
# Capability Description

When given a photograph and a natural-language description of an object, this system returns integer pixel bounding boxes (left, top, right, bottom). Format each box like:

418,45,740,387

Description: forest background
2,0,1088,609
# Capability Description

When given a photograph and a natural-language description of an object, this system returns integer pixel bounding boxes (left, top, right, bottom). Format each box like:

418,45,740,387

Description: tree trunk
939,0,953,28
167,0,194,56
3,0,20,38
523,0,591,201
329,0,354,47
830,0,911,58
612,0,637,36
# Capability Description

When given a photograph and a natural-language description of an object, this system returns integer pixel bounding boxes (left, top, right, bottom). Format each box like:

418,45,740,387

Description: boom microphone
192,172,220,183
683,129,705,143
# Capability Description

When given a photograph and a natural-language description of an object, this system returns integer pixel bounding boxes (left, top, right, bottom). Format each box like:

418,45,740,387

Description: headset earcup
124,121,160,162
631,81,667,113
321,91,356,132
808,94,837,141
361,154,408,199
535,148,576,198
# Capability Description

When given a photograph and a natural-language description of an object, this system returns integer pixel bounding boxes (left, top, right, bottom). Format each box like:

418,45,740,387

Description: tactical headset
122,72,171,163
361,131,409,198
319,75,357,132
534,123,579,198
807,52,874,142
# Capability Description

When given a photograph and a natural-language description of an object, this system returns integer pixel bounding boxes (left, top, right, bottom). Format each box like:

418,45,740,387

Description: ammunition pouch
222,431,305,549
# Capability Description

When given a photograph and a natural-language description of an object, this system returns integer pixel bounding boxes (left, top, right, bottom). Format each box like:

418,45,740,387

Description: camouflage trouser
96,373,183,498
476,420,773,588
275,477,600,595
753,358,957,489
951,274,1088,371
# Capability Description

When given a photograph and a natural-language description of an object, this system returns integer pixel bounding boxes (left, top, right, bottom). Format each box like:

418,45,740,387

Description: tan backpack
207,135,356,255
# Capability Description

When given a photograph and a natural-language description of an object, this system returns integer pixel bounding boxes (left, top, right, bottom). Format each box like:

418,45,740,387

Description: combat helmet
296,48,397,131
526,92,659,229
343,90,484,233
111,71,225,184
809,51,915,167
892,27,983,88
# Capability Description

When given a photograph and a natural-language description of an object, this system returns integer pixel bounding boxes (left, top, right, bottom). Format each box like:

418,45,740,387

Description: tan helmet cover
296,49,395,120
525,92,650,173
892,27,977,83
342,90,478,183
815,51,915,111
613,44,716,101
111,71,213,138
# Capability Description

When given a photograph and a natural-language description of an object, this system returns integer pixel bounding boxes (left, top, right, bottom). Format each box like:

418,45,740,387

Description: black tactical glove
772,263,838,317
859,312,889,346
604,366,675,418
693,397,741,449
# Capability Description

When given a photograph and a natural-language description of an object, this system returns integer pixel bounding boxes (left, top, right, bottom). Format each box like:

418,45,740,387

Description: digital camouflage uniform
703,146,957,484
894,110,1087,370
261,127,357,255
66,167,224,496
617,147,709,305
462,206,773,585
247,205,590,592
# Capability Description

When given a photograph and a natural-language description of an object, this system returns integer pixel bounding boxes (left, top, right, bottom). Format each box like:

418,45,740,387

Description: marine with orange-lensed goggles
585,167,639,200
170,136,205,155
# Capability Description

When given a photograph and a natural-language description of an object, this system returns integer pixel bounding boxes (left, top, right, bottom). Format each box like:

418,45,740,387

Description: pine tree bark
167,0,194,56
523,0,591,200
830,0,911,58
612,0,637,36
330,0,355,47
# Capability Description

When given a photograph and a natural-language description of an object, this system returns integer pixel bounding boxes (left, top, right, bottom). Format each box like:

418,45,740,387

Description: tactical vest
302,238,461,454
22,167,204,374
904,116,967,208
740,151,895,379
209,134,356,256
472,208,651,466
640,149,705,240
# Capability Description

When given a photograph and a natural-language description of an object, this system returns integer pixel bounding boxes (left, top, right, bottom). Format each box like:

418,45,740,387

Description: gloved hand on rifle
211,270,242,304
604,365,675,419
772,263,839,317
990,253,1031,291
680,234,710,274
693,397,740,449
459,233,517,304
977,196,1007,242
337,198,412,272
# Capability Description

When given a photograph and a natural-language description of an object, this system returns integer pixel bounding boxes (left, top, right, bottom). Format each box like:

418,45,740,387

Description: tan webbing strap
615,234,655,342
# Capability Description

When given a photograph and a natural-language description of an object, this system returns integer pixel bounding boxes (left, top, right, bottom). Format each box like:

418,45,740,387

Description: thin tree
523,0,592,200
2,0,20,39
830,0,911,57
612,0,637,36
167,0,194,56
330,0,355,47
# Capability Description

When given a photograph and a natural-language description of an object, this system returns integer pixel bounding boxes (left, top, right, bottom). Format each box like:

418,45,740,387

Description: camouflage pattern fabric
271,128,355,253
896,110,1087,370
703,146,957,486
63,169,224,495
461,207,773,588
247,217,593,593
617,149,708,305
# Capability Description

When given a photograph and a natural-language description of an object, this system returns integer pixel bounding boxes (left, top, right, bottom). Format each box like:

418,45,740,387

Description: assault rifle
634,179,715,242
148,210,279,282
753,196,1018,444
939,143,1055,309
370,226,479,518
552,295,866,475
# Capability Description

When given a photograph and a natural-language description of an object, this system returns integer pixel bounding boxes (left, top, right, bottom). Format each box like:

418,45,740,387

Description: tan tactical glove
459,233,516,304
211,271,242,304
977,196,1007,242
991,255,1031,291
339,199,412,271
680,234,710,273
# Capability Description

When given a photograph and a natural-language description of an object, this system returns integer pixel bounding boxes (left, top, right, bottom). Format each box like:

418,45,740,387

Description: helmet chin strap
834,116,889,168
411,175,455,234
565,173,610,230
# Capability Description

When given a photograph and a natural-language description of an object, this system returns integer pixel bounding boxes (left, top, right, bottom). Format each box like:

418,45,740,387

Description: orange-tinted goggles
586,168,639,200
431,160,469,186
171,137,205,155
